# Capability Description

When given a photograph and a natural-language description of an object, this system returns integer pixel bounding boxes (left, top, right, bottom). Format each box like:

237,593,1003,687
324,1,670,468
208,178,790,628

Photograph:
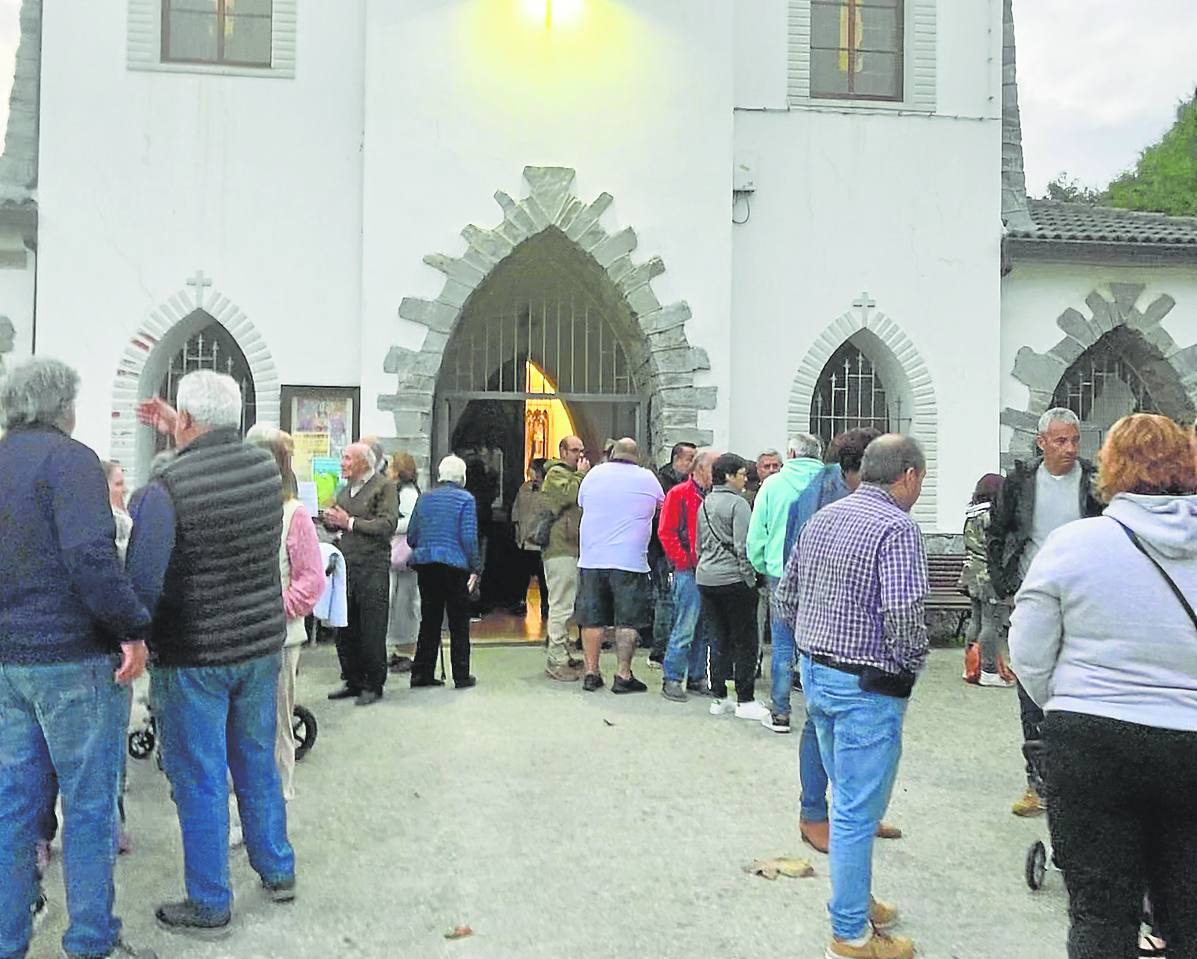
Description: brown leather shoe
875,821,902,840
800,819,830,854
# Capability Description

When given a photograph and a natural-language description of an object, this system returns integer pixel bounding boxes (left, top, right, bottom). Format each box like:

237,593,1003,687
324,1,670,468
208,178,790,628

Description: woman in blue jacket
406,455,482,688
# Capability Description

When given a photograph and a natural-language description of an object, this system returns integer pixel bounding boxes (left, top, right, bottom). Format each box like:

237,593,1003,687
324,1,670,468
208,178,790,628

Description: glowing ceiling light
520,0,584,30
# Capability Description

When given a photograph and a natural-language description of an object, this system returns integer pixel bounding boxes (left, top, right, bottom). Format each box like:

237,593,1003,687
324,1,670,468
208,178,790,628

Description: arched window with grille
809,341,897,448
156,319,256,451
1050,328,1184,460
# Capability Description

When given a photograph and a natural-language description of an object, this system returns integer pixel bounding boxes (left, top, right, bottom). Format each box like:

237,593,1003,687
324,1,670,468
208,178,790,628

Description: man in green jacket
747,433,826,732
541,436,589,681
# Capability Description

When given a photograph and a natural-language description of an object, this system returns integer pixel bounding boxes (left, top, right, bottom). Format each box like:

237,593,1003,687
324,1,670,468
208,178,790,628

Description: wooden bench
926,553,972,637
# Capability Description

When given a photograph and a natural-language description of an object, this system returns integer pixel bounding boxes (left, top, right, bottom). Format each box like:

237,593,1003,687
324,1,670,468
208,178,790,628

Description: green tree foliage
1106,91,1197,216
1042,174,1106,205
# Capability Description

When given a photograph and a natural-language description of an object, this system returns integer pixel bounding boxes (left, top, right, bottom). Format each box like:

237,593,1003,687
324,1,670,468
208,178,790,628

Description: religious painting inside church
280,386,360,501
156,321,256,453
810,341,893,447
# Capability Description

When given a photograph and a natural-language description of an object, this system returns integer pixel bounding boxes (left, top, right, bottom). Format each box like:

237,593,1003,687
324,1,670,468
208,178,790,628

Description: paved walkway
30,647,1068,959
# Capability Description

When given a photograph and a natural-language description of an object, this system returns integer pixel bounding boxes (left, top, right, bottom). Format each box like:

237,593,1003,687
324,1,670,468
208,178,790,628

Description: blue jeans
152,652,294,917
799,715,830,822
799,655,907,941
0,656,127,959
662,570,708,684
767,576,795,717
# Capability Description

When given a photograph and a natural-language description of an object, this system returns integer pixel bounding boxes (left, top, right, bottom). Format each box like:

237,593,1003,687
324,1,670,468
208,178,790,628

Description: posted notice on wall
292,432,330,483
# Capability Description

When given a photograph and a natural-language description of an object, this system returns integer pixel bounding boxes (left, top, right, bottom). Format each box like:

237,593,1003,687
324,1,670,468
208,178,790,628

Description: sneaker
686,679,712,697
262,876,297,904
567,656,585,670
734,700,772,722
612,674,647,694
582,673,604,692
1011,786,1045,817
545,663,582,682
762,712,791,733
826,930,915,959
979,671,1015,688
709,698,735,716
869,896,899,931
661,680,688,703
647,658,663,670
155,900,232,940
388,654,413,673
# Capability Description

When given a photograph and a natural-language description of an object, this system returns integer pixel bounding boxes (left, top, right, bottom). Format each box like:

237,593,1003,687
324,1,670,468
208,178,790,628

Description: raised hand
135,397,178,436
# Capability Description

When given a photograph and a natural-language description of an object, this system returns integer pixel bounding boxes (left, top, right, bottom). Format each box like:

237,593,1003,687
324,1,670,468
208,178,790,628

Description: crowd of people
1,349,1194,959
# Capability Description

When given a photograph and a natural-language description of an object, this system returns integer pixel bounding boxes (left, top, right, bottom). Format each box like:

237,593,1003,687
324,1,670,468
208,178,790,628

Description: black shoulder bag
1110,518,1197,631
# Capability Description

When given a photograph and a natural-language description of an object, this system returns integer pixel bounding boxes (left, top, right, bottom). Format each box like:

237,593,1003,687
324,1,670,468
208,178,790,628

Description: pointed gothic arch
109,274,280,485
789,301,939,526
1001,283,1197,467
379,166,716,476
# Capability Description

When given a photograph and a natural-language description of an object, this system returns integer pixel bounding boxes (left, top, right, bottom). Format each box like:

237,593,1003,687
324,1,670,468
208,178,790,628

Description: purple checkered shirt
774,484,929,675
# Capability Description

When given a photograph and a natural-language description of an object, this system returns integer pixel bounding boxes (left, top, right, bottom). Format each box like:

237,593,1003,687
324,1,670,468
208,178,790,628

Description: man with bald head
575,438,665,692
324,442,399,705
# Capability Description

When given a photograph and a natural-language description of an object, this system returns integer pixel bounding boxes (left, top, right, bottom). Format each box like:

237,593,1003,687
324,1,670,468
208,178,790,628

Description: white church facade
1,0,1196,534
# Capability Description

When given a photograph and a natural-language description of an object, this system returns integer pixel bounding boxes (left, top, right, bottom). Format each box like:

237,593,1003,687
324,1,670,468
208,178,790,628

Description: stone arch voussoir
788,304,939,528
380,166,715,477
1001,283,1196,468
109,276,280,486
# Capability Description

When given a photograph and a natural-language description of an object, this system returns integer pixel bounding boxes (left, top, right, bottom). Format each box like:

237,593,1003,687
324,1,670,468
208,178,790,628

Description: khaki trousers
275,644,302,802
544,555,579,667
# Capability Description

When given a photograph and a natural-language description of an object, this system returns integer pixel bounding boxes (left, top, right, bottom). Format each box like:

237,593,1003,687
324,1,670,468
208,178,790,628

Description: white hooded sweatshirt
1010,492,1197,732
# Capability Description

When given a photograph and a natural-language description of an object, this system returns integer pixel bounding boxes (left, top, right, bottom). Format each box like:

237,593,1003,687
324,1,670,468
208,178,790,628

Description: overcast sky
0,2,1191,199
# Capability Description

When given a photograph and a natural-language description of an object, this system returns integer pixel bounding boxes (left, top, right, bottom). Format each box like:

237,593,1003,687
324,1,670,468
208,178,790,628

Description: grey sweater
1010,493,1197,732
695,485,755,588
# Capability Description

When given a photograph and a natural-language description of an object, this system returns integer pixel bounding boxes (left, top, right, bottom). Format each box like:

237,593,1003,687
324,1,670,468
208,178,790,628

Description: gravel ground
28,645,1069,959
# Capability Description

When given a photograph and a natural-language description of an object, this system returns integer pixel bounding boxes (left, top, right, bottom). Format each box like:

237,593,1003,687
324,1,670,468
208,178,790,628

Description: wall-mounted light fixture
521,0,584,30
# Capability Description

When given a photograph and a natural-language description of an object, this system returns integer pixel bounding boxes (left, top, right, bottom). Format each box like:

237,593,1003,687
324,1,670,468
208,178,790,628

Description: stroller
1022,739,1058,890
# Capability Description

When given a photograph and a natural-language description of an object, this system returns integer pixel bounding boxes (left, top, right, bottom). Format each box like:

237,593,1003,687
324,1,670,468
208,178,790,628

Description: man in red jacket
659,450,716,702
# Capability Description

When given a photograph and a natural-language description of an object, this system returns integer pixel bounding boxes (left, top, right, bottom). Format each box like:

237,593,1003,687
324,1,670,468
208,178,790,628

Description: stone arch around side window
788,302,939,527
109,274,280,487
1001,283,1197,469
379,166,715,478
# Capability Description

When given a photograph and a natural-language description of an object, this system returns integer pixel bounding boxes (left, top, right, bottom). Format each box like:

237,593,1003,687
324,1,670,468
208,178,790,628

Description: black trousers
413,564,472,682
519,549,548,611
649,553,673,659
1017,679,1044,786
1044,710,1197,959
700,582,758,702
336,564,390,694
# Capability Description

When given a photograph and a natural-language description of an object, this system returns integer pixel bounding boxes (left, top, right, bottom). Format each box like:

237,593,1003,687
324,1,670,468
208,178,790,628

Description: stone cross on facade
853,292,876,327
187,270,213,310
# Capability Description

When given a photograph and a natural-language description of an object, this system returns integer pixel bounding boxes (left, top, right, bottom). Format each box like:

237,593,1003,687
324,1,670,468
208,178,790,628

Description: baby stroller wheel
293,704,317,761
1026,840,1047,890
128,727,156,760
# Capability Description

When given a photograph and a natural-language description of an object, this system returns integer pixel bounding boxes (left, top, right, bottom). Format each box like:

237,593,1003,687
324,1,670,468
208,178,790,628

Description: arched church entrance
1050,326,1194,461
434,227,647,620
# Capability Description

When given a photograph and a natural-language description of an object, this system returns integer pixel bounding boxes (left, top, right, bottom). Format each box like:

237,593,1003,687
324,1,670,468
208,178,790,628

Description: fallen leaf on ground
744,856,815,880
444,925,474,940
603,719,615,727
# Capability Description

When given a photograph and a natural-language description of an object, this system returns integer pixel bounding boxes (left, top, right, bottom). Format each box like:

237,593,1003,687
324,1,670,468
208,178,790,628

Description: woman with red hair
1010,413,1197,957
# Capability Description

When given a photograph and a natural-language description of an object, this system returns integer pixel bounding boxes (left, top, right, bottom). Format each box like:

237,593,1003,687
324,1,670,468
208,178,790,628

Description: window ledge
128,60,293,80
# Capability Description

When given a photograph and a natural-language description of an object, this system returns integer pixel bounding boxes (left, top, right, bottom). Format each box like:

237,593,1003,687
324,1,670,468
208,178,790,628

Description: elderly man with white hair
323,441,399,707
405,455,482,688
128,371,295,940
746,432,826,733
0,358,154,959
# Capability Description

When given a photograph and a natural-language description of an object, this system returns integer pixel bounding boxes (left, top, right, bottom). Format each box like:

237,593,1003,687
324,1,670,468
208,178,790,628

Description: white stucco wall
735,0,787,110
0,252,35,366
1001,258,1197,455
359,0,735,443
34,1,366,457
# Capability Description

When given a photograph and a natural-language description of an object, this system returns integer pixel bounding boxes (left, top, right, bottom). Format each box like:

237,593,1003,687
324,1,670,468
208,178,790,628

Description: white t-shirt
1021,462,1082,578
577,461,665,573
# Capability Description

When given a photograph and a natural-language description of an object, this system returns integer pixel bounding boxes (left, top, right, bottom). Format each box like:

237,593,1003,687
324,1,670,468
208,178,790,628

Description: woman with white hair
405,454,482,688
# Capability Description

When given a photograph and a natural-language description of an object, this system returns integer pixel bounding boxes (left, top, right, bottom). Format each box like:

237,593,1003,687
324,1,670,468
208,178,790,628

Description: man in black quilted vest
129,371,295,940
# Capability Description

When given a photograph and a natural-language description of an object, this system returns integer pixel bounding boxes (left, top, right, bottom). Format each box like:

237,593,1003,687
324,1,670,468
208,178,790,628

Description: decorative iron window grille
1052,339,1161,424
440,295,635,397
156,322,257,451
810,342,895,447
